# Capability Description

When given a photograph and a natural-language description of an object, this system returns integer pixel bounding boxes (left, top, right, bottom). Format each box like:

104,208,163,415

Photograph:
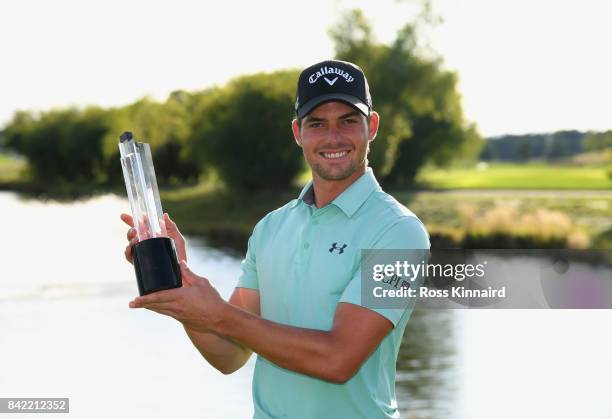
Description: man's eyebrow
304,111,361,123
303,115,325,123
339,111,360,119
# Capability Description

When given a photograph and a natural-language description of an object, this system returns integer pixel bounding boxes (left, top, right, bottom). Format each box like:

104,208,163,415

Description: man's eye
343,119,357,124
308,122,323,128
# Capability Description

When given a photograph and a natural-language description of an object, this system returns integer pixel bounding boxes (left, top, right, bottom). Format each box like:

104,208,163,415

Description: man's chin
313,164,359,182
319,173,351,181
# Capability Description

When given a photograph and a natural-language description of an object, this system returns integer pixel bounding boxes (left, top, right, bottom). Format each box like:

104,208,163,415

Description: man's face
292,101,379,181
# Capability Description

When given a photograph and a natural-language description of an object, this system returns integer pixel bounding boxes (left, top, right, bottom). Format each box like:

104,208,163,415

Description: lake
1,191,611,419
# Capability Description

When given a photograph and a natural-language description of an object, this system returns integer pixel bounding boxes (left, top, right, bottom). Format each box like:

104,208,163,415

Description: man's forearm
183,326,252,374
212,303,346,383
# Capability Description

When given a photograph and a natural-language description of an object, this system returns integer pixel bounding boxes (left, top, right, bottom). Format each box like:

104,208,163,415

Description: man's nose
327,124,341,142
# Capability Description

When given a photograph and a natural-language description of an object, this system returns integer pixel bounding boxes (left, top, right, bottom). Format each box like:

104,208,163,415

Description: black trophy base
132,237,182,296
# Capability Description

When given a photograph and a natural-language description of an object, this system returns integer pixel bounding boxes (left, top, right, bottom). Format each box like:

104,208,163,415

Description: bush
101,95,199,186
189,70,304,191
457,204,590,249
4,108,109,183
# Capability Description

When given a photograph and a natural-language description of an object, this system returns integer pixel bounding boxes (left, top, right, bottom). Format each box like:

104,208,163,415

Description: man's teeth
322,151,348,159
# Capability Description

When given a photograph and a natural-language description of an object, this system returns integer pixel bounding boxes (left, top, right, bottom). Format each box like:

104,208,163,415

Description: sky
0,0,610,137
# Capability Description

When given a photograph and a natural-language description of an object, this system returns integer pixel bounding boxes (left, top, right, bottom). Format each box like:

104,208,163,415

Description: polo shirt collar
290,168,381,217
289,181,315,209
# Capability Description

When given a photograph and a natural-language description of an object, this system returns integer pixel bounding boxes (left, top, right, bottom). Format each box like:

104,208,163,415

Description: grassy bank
161,183,298,250
1,154,610,249
392,189,611,249
161,184,612,251
416,162,611,189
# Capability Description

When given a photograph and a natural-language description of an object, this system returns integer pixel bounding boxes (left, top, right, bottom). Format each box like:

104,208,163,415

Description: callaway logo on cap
295,60,372,119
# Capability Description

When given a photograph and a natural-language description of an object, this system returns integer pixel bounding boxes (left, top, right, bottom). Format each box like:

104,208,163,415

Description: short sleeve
236,230,259,290
339,216,430,326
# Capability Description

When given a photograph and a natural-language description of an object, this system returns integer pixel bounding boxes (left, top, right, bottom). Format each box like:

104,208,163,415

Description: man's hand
120,212,187,264
129,260,227,334
121,213,258,375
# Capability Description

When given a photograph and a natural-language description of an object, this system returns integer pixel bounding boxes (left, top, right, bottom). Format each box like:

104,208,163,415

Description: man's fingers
181,269,195,287
164,213,180,238
164,213,177,231
124,238,138,262
179,260,197,286
129,301,175,316
133,288,182,306
164,213,185,243
126,228,137,241
180,260,193,276
180,260,211,287
120,213,134,228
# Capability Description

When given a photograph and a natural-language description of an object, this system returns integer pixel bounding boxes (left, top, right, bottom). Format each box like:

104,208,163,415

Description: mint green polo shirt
237,167,430,419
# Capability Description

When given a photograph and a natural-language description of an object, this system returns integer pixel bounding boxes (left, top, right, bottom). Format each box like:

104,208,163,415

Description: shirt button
313,220,319,225
304,243,310,249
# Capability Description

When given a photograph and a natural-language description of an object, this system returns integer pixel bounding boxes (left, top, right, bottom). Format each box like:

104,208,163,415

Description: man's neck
311,165,367,208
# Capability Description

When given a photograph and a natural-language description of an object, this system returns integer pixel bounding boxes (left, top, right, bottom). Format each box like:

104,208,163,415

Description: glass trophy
119,131,181,295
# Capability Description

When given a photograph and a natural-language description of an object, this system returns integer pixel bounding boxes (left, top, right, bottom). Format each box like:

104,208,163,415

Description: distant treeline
0,10,482,191
480,130,612,161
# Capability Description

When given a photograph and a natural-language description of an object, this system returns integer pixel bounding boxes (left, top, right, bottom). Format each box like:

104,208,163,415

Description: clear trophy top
118,131,167,241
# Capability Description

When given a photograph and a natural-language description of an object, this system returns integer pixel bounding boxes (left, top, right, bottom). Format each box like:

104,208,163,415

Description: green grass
416,162,612,190
0,153,26,184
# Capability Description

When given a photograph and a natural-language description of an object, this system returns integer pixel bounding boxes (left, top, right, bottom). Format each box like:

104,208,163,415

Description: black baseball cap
295,60,372,119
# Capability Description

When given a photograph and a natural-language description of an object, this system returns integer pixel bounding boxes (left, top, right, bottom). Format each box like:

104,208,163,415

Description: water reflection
1,191,612,419
0,191,255,419
397,309,461,419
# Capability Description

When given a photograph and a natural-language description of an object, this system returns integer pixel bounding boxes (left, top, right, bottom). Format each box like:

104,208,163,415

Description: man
122,59,430,418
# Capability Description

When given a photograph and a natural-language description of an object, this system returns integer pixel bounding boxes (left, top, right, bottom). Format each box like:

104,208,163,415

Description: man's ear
368,111,380,142
292,118,302,147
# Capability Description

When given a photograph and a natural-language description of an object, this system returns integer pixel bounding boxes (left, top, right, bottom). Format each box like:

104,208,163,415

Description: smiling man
124,59,430,419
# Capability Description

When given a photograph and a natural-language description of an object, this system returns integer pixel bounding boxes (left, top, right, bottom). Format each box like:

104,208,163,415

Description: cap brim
297,93,370,119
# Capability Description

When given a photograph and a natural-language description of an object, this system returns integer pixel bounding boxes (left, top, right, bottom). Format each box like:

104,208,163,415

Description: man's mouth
319,150,350,159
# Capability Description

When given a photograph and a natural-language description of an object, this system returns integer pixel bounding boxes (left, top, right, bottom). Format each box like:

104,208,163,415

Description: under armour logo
329,242,347,254
323,76,338,86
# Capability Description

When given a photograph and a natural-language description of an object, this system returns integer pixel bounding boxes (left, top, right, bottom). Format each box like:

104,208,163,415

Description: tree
330,9,482,185
584,130,612,151
517,137,531,161
101,95,199,185
4,107,109,183
189,70,304,191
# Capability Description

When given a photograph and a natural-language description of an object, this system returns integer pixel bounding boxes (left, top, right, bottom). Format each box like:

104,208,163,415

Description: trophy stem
132,146,158,235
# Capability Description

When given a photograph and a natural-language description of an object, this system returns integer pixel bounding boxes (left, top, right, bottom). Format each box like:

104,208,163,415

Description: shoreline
1,182,610,251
